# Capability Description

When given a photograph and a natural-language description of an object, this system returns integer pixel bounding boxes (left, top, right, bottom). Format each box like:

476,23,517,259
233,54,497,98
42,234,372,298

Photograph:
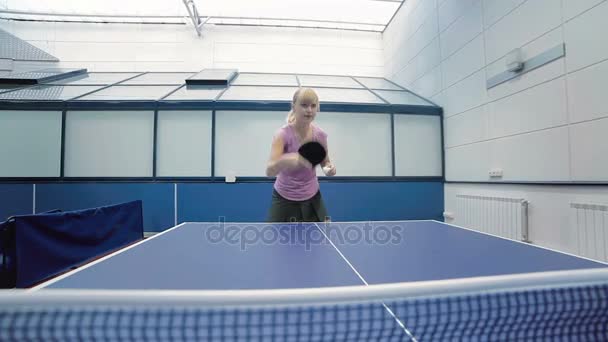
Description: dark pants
267,189,329,222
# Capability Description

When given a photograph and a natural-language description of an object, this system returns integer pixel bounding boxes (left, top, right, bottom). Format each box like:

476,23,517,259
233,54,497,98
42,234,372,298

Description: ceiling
0,0,405,32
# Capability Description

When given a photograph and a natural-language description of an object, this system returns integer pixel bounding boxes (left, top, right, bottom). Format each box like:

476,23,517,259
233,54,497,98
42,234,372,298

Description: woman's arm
266,134,311,177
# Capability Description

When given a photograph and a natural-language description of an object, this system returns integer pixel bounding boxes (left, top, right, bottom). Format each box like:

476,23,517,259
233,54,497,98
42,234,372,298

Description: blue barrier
0,200,143,288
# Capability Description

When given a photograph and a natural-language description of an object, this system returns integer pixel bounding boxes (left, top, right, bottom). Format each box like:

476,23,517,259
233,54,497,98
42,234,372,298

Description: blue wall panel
178,183,275,223
321,181,444,222
7,181,444,231
178,181,444,224
35,183,175,232
0,184,33,221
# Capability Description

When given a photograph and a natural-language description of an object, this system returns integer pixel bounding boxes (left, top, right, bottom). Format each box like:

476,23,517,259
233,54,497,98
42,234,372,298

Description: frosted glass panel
355,77,402,90
64,111,154,177
122,72,195,85
216,111,392,177
219,86,298,102
375,90,433,106
163,85,224,101
314,112,392,176
215,111,286,177
0,85,103,100
49,72,140,85
156,110,212,176
316,88,384,104
298,75,363,88
77,85,178,101
394,115,442,176
0,110,61,177
232,73,297,86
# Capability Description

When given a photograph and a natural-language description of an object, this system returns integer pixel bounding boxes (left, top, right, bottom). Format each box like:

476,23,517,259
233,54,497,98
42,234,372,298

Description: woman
266,88,336,222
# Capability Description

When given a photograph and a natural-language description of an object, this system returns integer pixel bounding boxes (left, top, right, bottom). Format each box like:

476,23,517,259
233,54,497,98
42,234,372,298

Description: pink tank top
273,124,328,201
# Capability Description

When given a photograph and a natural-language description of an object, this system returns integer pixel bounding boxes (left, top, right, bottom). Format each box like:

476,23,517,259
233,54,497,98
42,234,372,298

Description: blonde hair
286,87,319,124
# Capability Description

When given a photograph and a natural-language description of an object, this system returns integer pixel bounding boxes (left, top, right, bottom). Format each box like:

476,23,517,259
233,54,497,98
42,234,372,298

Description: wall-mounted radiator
570,203,608,262
455,195,530,242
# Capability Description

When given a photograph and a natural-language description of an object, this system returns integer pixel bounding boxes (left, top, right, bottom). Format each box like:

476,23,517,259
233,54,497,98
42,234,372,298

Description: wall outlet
489,168,503,177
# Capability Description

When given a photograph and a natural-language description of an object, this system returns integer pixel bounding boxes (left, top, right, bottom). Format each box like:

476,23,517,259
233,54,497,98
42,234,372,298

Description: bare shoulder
273,125,289,141
312,124,328,139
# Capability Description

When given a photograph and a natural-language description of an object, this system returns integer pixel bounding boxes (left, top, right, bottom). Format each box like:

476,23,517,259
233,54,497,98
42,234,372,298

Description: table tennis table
3,220,608,341
31,220,606,290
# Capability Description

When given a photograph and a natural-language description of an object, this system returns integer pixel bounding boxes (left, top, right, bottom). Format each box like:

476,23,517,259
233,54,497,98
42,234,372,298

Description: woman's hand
322,163,336,176
283,153,313,170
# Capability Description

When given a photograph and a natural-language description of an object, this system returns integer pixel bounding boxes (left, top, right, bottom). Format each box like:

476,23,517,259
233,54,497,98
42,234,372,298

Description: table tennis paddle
298,141,327,167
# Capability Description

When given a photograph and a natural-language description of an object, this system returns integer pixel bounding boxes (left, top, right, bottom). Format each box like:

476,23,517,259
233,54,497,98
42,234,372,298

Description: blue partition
177,181,444,223
0,184,33,221
11,200,143,288
321,181,444,222
2,181,444,232
35,183,174,232
177,183,274,223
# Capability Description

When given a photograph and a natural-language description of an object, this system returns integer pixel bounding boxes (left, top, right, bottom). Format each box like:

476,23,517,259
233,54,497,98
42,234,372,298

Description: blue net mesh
1,284,607,341
388,284,608,341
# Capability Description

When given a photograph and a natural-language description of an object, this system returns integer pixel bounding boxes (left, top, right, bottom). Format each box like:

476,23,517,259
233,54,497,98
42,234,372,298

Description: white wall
0,19,384,76
384,0,608,258
445,183,608,256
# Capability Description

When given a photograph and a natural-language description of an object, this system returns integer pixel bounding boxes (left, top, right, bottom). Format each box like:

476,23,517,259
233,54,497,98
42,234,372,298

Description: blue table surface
43,221,606,290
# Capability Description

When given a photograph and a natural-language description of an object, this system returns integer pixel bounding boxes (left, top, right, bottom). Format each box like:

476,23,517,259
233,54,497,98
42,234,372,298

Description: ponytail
286,110,296,124
287,88,301,124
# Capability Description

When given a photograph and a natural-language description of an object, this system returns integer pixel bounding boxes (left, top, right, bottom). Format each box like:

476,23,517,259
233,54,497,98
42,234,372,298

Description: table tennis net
1,270,608,341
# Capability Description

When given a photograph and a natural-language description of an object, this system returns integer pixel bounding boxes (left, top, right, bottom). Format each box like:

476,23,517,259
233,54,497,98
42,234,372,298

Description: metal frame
0,176,444,184
382,0,407,33
181,0,209,37
0,75,441,114
0,72,444,183
0,68,87,85
445,181,608,186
